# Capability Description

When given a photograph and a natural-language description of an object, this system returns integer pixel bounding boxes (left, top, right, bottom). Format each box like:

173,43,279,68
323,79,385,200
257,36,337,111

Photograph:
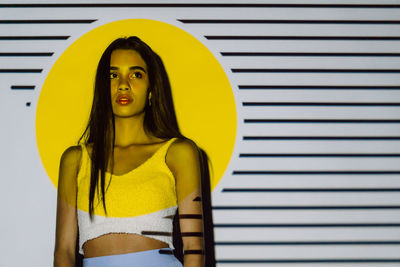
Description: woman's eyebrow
129,66,146,73
109,66,146,73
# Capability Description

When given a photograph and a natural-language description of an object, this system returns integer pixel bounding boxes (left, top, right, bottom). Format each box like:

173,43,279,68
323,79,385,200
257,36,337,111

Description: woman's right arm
54,146,81,267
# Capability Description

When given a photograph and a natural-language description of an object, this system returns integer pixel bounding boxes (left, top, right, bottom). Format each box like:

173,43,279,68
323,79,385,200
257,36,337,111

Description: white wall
1,0,400,266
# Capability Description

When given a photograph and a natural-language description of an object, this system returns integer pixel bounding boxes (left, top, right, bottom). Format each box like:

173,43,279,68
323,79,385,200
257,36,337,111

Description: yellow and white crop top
76,138,178,255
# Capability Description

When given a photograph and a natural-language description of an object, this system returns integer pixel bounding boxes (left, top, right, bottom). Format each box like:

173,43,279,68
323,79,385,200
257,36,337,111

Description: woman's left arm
166,139,205,267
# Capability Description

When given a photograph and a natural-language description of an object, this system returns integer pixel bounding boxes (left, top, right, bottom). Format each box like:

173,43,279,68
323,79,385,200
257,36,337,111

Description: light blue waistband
82,248,182,267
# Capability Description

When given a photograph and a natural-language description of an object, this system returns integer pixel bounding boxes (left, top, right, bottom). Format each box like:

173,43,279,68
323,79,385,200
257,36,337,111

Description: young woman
54,36,215,267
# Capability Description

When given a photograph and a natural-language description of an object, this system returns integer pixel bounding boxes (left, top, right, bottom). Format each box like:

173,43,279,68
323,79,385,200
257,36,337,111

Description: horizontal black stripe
239,153,400,157
215,241,400,245
217,259,400,263
1,4,400,8
184,250,204,255
233,68,400,73
243,136,400,140
212,205,400,210
222,188,400,192
181,232,203,237
207,36,400,40
193,196,201,201
0,19,96,24
239,85,400,90
0,52,53,57
180,19,400,24
179,214,202,219
244,119,400,123
232,170,400,175
214,223,400,227
223,52,400,57
0,36,69,40
0,69,41,73
158,249,173,254
11,85,35,90
243,102,400,106
141,231,171,236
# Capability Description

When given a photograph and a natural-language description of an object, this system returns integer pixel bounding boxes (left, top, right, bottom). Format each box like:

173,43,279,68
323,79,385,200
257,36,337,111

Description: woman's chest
77,167,177,217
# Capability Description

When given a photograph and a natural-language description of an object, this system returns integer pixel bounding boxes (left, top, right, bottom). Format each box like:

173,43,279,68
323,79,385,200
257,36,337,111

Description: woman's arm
54,146,81,267
166,139,205,267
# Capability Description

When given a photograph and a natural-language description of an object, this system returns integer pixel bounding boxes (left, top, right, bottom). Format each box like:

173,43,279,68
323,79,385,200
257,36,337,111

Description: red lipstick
116,94,132,105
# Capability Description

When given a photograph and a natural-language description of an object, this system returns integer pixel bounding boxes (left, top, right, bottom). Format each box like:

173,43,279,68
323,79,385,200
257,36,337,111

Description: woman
54,36,215,267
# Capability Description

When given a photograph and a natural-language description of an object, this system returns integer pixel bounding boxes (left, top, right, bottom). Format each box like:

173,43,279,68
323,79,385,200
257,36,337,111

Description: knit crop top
76,138,178,255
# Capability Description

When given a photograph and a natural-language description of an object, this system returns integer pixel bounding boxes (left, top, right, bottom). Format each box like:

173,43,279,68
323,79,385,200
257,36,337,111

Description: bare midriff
83,233,170,258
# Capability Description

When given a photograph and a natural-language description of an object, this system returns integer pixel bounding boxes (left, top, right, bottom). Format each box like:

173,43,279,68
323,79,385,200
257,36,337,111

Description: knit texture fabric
76,138,178,255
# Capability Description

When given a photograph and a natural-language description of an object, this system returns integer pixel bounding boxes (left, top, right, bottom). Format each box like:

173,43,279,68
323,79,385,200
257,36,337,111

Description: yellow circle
36,19,236,215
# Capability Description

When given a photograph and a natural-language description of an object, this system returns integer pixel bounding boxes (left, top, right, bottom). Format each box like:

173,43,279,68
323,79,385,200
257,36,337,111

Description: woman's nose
118,77,130,91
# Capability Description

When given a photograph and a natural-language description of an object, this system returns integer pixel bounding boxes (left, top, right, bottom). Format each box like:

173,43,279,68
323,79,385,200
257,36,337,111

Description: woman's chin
113,110,145,119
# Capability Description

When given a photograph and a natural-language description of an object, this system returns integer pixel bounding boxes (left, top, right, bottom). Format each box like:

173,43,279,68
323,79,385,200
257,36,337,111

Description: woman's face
109,49,150,118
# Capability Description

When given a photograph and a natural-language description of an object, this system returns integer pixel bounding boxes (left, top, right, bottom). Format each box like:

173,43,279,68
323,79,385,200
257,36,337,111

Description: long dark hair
77,36,215,266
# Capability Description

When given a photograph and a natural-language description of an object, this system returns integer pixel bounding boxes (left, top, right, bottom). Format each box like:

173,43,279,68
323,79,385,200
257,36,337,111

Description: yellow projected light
36,19,236,215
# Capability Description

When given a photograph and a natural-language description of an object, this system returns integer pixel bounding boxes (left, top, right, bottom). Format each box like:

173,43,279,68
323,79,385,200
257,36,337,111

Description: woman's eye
110,73,118,79
132,72,143,79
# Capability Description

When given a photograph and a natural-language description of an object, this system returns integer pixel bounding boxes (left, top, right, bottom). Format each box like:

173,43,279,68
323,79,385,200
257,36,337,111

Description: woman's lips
116,95,133,105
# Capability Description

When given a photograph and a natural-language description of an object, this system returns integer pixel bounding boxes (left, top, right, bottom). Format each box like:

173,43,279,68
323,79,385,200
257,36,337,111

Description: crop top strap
142,137,174,169
156,137,178,159
76,138,178,182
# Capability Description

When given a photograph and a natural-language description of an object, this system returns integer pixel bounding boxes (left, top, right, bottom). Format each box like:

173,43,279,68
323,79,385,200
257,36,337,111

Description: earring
148,92,152,107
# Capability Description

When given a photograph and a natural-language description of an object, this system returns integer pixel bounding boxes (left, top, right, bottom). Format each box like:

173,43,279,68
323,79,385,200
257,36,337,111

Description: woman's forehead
110,49,147,69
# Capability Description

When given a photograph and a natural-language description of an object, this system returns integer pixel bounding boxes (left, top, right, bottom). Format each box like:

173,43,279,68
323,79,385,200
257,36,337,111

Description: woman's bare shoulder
166,138,199,169
60,145,82,168
169,138,197,152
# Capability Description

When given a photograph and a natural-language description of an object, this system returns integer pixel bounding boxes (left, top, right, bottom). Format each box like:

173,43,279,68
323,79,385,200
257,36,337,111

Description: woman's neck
113,114,152,147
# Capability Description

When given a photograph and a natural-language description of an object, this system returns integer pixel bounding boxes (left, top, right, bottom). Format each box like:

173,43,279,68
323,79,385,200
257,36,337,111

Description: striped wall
0,1,399,266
